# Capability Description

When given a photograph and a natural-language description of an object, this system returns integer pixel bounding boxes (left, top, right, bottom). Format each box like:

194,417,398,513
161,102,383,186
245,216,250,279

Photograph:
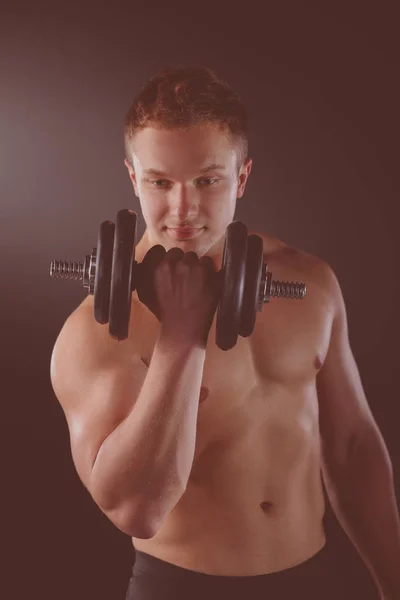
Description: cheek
208,194,236,222
139,195,165,222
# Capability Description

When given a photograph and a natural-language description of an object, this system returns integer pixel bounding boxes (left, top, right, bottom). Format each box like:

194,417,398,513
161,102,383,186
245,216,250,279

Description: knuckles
151,248,216,291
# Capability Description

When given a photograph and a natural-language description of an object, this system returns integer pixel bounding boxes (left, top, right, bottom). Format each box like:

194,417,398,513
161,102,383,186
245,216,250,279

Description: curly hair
124,64,249,172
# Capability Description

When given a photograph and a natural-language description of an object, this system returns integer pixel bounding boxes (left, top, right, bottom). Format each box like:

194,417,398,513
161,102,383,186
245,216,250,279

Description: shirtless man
50,66,400,599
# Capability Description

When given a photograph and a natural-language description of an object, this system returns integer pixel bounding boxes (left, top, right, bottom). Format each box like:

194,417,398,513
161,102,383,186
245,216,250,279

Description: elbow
88,470,184,539
98,501,161,539
119,516,159,539
90,486,167,539
88,479,160,538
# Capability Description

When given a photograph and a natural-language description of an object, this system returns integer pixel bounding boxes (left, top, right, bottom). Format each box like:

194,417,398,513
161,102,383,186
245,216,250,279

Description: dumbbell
50,209,307,351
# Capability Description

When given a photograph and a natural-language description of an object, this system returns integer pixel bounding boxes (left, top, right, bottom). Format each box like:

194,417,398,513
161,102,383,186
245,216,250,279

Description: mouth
167,227,205,240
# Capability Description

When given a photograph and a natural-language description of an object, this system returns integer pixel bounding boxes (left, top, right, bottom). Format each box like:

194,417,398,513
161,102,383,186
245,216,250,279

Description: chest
203,274,333,394
130,276,332,439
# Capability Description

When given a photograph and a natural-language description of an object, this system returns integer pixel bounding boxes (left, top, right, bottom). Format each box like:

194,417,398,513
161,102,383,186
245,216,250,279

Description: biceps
66,361,148,488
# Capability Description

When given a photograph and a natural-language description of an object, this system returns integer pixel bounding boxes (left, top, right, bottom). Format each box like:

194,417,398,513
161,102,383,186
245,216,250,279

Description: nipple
314,355,323,370
199,386,210,403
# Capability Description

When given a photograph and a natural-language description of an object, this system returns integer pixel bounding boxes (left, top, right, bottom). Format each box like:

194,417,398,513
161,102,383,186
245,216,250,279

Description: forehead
130,124,237,173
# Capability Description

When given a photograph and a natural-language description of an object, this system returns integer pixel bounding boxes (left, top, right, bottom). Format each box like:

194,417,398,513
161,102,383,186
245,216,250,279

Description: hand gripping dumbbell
50,209,307,351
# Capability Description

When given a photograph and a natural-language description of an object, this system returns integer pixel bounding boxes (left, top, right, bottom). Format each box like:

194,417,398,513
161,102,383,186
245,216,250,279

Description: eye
197,178,219,186
148,177,219,189
150,179,170,188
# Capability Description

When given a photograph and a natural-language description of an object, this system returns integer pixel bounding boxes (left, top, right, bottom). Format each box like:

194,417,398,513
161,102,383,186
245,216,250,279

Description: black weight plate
216,221,248,351
239,234,263,338
94,220,115,325
109,209,137,341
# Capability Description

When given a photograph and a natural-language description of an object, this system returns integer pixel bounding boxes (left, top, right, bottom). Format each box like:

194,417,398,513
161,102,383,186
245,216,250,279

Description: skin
124,123,252,268
120,123,400,594
51,121,400,596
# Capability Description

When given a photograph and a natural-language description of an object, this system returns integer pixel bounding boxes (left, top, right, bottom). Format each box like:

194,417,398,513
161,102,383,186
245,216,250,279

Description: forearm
323,426,400,596
90,329,206,532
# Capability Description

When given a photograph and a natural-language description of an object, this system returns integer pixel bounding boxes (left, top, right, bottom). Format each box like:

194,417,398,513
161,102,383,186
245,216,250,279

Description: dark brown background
1,2,399,598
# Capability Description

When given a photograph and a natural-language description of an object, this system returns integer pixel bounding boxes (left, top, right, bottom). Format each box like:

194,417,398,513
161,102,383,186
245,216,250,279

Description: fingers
199,255,214,269
165,247,185,264
165,249,200,271
199,255,218,287
181,251,199,265
137,245,216,322
141,244,166,271
136,245,166,315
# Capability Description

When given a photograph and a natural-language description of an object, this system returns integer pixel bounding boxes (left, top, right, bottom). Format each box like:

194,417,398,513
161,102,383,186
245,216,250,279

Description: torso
120,232,333,575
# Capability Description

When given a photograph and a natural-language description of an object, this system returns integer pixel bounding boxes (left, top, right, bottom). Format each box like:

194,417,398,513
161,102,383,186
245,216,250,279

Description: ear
236,157,253,199
124,159,139,197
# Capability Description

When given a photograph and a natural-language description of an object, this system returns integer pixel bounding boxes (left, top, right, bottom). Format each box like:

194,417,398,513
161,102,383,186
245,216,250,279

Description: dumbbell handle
49,250,307,308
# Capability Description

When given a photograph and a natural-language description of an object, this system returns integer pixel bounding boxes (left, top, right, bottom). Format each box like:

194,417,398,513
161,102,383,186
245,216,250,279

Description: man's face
125,123,252,257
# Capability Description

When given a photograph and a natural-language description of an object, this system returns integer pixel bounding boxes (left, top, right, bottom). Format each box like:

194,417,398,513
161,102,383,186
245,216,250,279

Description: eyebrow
143,164,226,176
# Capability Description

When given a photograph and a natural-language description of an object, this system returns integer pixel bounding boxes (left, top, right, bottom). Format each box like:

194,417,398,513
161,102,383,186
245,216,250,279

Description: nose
170,185,200,221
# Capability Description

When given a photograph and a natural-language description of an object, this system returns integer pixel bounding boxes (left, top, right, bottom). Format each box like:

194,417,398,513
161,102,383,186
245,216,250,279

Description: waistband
132,542,329,582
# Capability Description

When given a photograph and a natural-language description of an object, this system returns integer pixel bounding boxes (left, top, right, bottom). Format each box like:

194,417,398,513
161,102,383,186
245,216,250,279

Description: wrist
157,325,208,353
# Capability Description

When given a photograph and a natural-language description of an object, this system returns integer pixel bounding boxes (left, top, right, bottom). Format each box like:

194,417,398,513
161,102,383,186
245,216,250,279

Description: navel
260,501,274,513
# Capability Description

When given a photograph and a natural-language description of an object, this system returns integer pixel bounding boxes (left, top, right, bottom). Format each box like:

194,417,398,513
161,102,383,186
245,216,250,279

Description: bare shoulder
51,295,144,397
252,230,342,305
51,295,125,375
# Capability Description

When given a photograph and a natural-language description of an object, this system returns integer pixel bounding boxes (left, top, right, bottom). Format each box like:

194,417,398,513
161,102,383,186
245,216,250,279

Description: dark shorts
125,543,349,600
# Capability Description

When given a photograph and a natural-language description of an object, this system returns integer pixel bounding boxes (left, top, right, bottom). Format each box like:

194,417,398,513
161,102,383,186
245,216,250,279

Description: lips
167,227,204,240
